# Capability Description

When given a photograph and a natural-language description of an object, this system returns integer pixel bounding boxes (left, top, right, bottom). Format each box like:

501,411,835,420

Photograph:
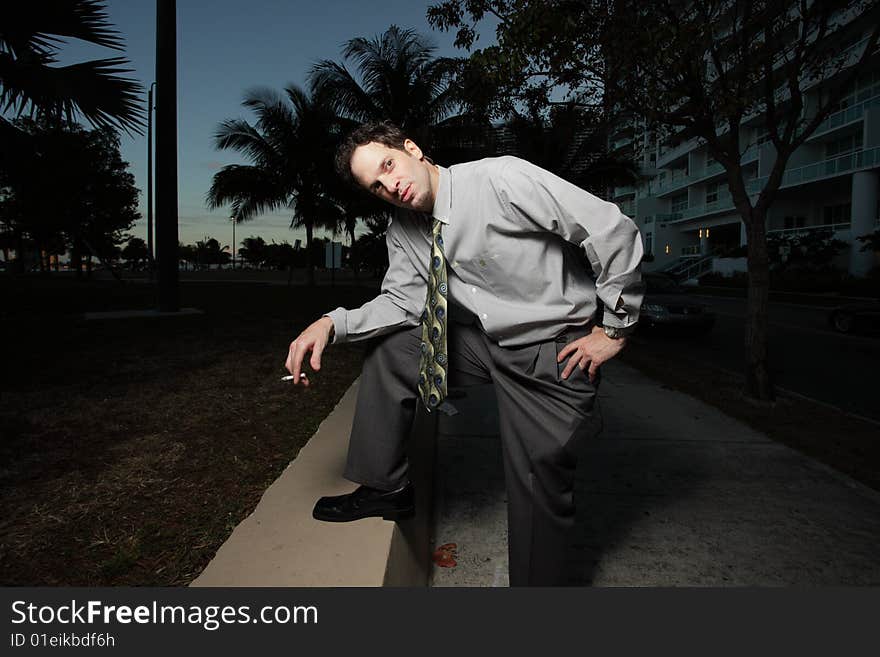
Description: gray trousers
343,320,601,586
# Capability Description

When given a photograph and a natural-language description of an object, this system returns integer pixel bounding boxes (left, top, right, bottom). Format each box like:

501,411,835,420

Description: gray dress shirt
326,155,644,347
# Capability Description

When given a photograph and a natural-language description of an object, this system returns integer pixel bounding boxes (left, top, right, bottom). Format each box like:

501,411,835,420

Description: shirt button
481,313,488,320
471,287,476,294
479,259,486,267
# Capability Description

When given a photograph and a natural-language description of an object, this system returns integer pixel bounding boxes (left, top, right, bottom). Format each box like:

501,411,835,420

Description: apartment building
609,12,880,281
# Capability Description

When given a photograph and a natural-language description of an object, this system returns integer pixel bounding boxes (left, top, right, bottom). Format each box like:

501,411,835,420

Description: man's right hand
284,316,335,387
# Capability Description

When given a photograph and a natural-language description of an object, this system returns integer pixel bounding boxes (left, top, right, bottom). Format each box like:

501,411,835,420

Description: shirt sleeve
324,216,427,343
496,157,645,329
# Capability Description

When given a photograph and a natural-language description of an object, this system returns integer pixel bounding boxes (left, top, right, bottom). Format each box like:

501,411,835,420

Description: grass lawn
0,274,376,585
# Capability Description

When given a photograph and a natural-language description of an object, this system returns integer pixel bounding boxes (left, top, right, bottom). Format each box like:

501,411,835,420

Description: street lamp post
147,81,156,277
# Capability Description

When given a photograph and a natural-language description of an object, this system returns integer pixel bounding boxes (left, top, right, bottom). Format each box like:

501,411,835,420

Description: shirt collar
430,165,451,225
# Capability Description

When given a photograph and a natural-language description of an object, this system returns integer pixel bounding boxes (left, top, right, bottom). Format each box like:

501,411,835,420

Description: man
284,121,644,586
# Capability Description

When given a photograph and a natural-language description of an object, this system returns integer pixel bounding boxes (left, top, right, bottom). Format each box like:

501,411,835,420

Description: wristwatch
603,323,637,339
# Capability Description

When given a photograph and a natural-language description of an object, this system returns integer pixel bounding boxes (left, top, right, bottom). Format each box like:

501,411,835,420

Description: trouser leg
489,328,601,586
343,326,423,490
344,321,491,490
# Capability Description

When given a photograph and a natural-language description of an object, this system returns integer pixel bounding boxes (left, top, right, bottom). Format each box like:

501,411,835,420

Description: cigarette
281,374,308,381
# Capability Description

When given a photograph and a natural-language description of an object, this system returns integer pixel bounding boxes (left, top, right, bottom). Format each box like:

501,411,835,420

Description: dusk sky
56,0,496,248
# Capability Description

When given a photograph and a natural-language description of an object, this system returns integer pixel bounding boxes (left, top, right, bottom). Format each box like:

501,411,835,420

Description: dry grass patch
1,278,376,585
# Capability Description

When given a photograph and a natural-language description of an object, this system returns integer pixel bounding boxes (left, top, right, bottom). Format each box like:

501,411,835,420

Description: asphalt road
633,294,880,422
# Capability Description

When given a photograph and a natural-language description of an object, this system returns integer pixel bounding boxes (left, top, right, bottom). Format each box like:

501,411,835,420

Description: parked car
639,273,715,334
828,301,880,334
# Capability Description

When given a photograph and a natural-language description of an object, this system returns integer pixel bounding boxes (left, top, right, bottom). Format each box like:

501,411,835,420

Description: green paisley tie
418,218,448,410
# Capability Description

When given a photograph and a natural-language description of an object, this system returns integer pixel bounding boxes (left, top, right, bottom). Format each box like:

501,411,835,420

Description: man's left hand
557,325,628,383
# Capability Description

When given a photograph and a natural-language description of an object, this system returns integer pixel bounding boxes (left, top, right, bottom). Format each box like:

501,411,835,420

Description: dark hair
335,121,410,190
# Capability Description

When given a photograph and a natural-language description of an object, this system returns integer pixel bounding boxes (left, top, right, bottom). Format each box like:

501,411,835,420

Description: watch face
605,325,635,339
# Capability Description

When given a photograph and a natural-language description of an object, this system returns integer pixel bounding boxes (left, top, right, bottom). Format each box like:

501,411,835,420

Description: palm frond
308,60,380,122
212,118,278,164
0,52,144,135
0,0,124,57
205,164,285,222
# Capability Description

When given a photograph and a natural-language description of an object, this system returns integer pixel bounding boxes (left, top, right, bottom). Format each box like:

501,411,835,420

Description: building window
645,232,653,255
706,182,719,204
823,203,851,225
783,215,806,230
671,193,689,212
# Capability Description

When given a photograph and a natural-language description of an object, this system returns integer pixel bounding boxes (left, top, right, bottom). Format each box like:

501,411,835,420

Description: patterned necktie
418,218,448,410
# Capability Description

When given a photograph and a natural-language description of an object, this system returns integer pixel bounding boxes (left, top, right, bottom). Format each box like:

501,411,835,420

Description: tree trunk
11,230,24,274
348,226,358,280
306,223,315,287
744,209,774,401
71,243,83,279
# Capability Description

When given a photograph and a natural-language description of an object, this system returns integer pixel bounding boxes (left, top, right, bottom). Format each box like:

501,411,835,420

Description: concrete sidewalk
431,360,880,586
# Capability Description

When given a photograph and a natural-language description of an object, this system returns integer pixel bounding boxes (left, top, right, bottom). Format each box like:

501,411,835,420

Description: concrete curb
191,378,435,587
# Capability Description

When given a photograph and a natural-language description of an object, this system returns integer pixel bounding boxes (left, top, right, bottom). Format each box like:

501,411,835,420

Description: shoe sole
312,506,415,523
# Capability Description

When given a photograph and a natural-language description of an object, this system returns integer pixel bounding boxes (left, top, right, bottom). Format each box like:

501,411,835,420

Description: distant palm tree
207,85,343,285
309,25,460,146
195,237,229,269
0,0,144,136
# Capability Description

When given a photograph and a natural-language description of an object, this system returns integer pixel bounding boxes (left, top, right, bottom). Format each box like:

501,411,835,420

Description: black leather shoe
312,483,414,522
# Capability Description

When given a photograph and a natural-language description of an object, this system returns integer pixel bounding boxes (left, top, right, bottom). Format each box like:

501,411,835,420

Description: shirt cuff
323,308,348,344
602,309,639,330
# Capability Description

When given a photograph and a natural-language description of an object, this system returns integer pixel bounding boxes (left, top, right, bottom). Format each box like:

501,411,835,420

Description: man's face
349,139,437,213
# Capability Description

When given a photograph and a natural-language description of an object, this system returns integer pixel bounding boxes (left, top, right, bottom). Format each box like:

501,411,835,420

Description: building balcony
650,146,879,222
807,92,880,141
740,34,880,129
638,163,658,177
749,146,880,191
619,201,636,217
669,194,739,223
652,144,760,197
656,136,699,168
766,222,852,237
610,122,636,139
610,135,634,151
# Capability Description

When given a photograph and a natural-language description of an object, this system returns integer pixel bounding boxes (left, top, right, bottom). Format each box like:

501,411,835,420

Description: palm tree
310,25,482,278
206,85,342,285
0,0,144,136
308,25,461,147
194,237,229,269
